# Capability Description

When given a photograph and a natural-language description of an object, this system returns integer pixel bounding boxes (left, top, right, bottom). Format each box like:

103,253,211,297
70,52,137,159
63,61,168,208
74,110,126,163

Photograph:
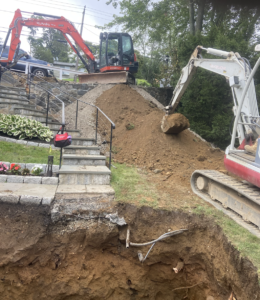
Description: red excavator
0,9,138,84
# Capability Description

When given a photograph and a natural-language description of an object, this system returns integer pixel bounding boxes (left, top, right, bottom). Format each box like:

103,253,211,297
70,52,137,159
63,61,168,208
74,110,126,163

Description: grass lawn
111,161,260,275
0,141,60,164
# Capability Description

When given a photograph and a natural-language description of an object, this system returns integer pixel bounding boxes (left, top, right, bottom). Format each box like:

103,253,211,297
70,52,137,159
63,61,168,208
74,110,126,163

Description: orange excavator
0,9,138,84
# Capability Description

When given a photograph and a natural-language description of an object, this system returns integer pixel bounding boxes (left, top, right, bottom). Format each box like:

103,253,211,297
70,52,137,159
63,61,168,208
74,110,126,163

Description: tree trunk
195,0,206,33
189,0,195,35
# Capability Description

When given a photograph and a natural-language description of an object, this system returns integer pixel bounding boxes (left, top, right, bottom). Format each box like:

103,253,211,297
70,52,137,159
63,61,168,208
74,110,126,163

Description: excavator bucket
78,71,135,85
161,113,190,134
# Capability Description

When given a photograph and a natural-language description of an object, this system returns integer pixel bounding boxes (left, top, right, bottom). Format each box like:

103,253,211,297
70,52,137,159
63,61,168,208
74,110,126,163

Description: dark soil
0,203,259,300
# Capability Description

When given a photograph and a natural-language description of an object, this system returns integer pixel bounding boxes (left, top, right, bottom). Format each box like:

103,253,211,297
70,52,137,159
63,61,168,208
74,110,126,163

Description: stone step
59,165,111,185
0,93,28,101
71,137,95,146
0,97,29,104
56,184,114,195
15,114,54,123
14,107,47,118
41,122,63,130
50,129,81,138
63,145,100,155
0,102,35,111
0,88,27,96
63,154,106,166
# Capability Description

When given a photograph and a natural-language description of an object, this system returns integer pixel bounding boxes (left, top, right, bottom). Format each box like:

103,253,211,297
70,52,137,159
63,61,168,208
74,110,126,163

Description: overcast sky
0,0,121,53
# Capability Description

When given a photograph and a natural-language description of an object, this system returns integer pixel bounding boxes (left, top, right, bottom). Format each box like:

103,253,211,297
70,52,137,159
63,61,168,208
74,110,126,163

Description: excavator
0,9,138,84
161,45,260,235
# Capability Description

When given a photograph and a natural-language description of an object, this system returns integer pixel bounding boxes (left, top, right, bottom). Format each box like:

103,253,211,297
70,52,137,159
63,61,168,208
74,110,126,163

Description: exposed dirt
0,203,259,300
95,84,225,206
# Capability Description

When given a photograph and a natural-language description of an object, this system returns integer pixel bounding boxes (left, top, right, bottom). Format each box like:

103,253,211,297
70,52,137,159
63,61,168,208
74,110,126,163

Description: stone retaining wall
31,82,98,113
137,86,173,106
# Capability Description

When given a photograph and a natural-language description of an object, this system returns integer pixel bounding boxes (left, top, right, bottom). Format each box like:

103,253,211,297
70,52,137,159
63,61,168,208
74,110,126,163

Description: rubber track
191,170,260,238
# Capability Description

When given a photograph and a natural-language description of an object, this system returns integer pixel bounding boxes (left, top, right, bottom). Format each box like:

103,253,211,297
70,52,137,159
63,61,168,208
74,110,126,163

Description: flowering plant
10,163,21,175
0,162,8,174
31,165,43,176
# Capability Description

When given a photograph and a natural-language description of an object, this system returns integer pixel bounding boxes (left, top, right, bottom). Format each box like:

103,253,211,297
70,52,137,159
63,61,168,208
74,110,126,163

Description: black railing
28,73,116,169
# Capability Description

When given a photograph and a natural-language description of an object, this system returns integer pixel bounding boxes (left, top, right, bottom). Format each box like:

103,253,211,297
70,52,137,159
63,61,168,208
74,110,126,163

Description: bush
0,114,53,142
136,79,151,87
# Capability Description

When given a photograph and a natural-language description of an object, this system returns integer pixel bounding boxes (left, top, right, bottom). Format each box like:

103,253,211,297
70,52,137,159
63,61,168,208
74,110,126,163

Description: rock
197,155,207,162
161,113,190,134
153,169,161,174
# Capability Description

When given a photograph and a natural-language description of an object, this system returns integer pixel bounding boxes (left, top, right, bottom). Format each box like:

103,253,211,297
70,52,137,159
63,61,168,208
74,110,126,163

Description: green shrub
125,123,135,130
136,79,151,87
0,114,53,142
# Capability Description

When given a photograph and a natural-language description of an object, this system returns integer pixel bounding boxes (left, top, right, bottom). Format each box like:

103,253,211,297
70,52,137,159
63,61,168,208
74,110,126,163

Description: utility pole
74,5,86,82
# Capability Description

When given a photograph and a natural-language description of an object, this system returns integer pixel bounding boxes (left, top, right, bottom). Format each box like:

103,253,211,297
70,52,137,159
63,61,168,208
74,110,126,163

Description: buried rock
161,113,190,134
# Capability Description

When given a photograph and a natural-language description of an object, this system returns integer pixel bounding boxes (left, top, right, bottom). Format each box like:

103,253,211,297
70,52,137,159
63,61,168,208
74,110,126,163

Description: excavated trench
0,203,259,300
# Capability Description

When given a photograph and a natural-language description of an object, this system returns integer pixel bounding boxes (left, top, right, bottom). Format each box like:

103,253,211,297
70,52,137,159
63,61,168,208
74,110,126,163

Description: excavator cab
98,32,138,74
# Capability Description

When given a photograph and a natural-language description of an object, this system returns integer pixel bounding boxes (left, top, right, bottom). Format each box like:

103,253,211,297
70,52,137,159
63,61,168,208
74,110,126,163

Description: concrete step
15,114,54,123
0,93,28,101
63,145,100,155
50,129,81,138
59,165,111,185
0,88,27,96
71,137,95,146
63,154,106,166
14,107,47,118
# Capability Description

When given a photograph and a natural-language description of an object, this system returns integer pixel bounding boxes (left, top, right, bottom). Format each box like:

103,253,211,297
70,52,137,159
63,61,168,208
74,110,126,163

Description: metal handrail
31,74,115,169
31,72,115,129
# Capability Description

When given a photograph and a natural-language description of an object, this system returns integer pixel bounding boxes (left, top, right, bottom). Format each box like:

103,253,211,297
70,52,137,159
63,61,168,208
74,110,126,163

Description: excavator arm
163,45,259,144
0,9,95,68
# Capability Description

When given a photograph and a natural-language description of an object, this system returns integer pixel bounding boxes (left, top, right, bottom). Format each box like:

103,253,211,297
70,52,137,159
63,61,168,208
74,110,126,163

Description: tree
27,15,70,63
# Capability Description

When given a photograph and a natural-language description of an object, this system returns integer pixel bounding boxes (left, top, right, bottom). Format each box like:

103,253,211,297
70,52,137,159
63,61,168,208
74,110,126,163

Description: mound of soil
161,113,190,134
95,84,225,192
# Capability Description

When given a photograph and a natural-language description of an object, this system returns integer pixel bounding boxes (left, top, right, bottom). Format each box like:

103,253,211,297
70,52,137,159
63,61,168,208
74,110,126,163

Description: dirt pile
161,113,190,134
0,203,259,300
95,84,225,191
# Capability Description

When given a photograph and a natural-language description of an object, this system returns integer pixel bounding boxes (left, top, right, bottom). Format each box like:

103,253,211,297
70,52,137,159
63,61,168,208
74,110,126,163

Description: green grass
111,162,159,207
111,162,260,275
192,204,260,274
0,141,60,164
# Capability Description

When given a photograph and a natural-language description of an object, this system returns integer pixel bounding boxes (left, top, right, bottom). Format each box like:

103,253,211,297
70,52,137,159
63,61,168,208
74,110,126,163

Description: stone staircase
0,84,115,209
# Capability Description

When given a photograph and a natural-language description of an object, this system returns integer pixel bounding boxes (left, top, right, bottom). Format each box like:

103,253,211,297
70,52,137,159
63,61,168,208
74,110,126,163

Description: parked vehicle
0,45,53,77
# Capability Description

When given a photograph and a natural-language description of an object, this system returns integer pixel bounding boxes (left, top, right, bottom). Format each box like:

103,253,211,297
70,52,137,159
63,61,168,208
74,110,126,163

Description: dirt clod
161,113,190,134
